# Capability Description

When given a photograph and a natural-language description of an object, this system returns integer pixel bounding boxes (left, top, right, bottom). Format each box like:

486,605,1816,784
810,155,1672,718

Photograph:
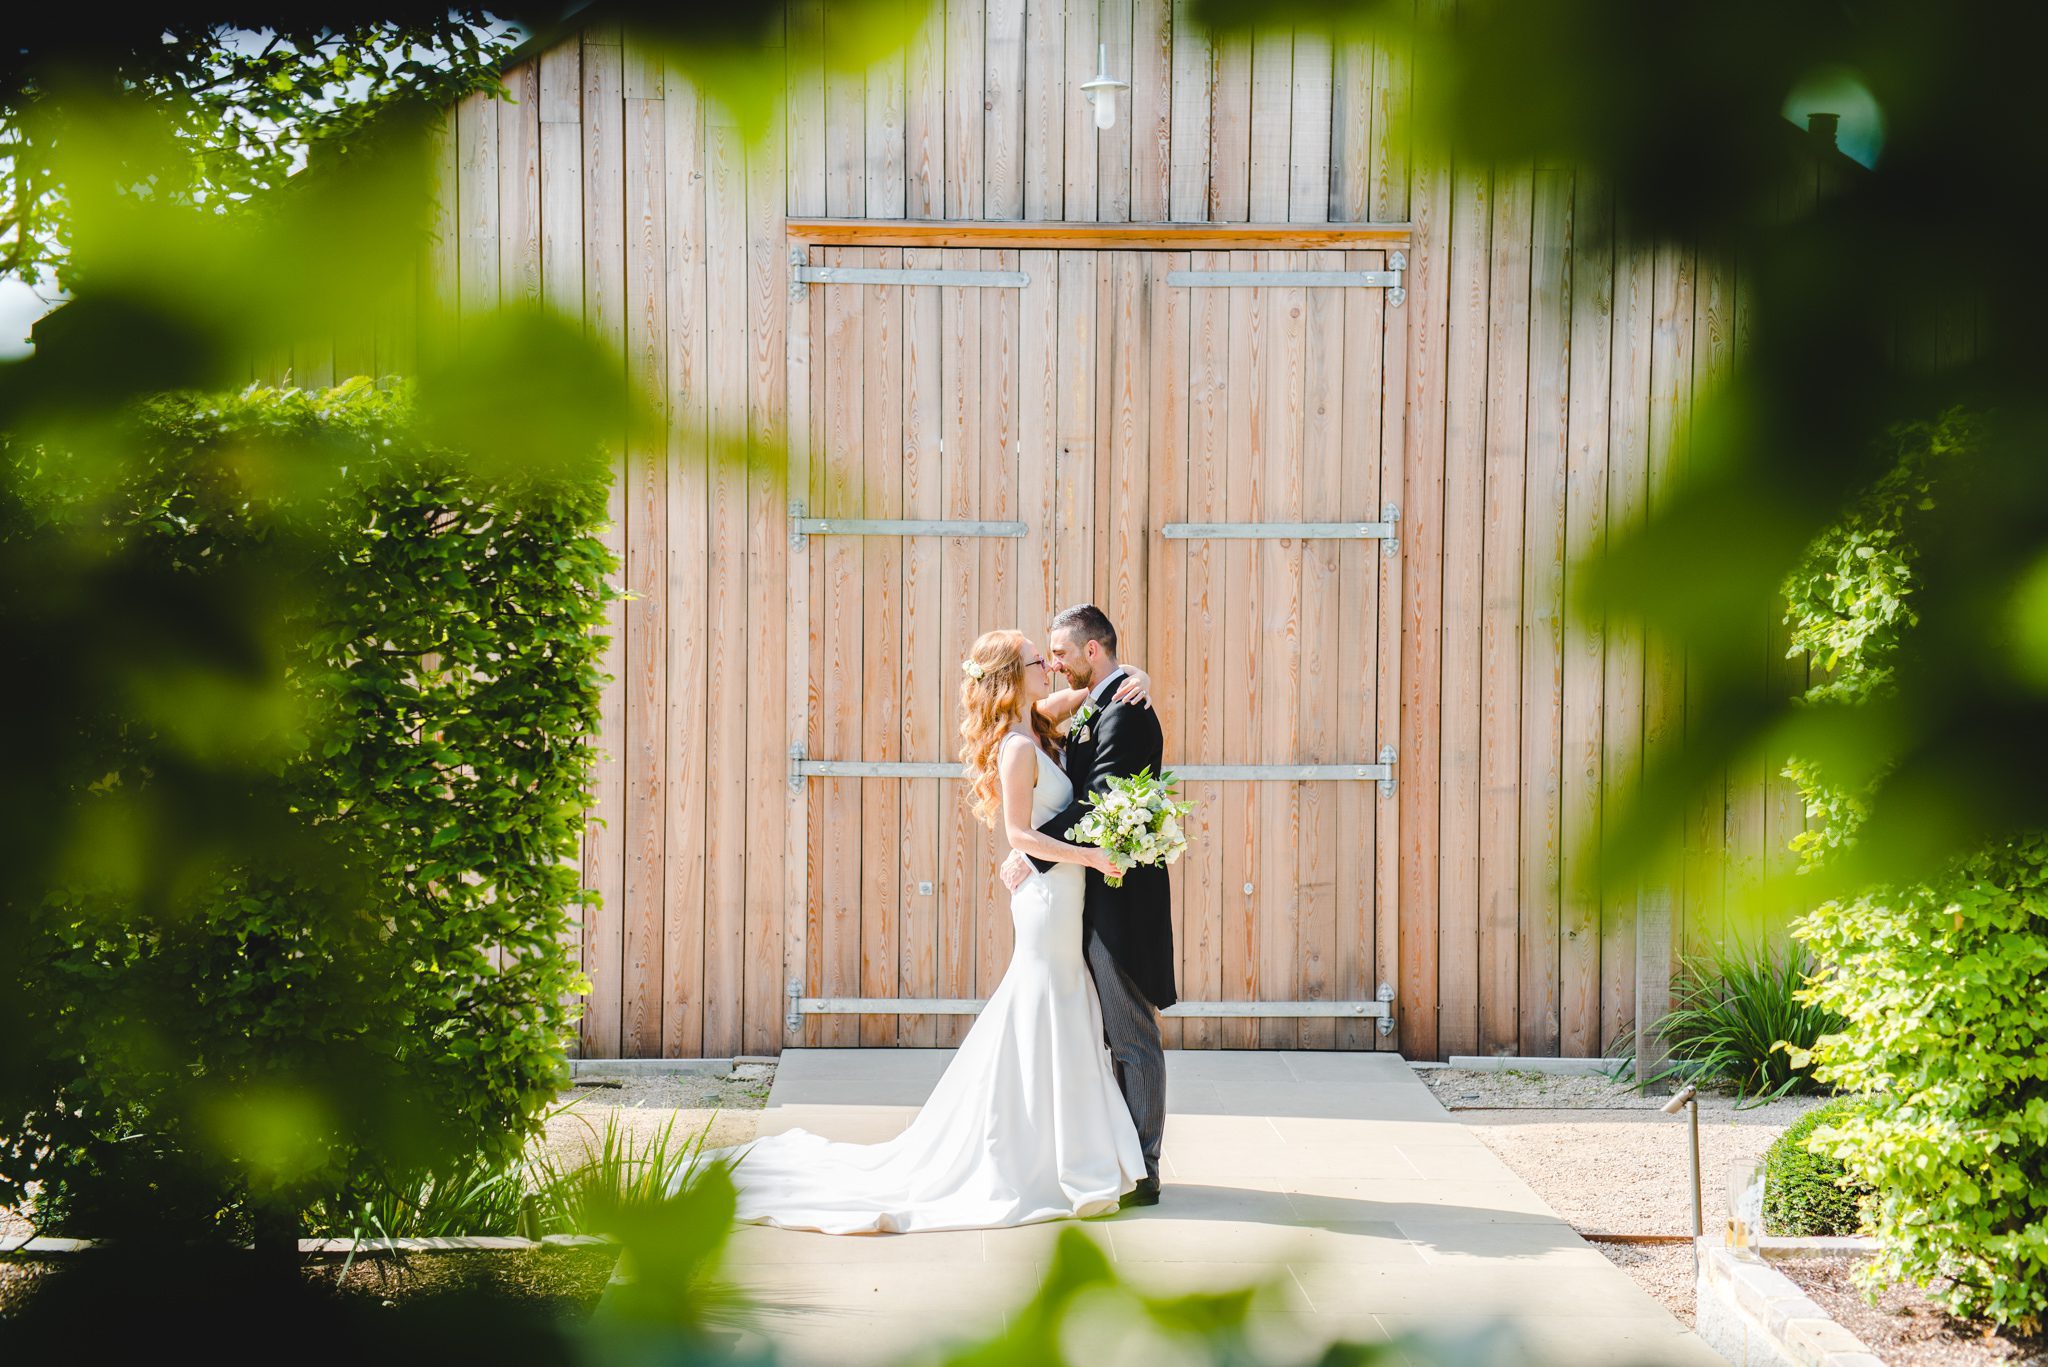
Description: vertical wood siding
343,0,1824,1059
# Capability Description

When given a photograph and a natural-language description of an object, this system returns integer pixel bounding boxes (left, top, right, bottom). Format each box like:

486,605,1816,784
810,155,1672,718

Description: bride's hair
958,629,1063,829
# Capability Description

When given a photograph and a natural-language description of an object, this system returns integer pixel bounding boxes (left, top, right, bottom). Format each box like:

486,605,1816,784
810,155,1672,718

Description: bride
711,629,1153,1233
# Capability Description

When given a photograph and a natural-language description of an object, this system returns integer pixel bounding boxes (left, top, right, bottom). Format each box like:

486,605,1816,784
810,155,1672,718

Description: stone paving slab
697,1050,1724,1366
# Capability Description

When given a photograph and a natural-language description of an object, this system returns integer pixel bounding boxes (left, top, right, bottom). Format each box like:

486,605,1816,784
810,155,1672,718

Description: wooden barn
319,2,1856,1061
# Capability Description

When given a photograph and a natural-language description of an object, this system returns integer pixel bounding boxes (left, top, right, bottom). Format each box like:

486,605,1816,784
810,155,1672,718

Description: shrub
1792,848,2048,1330
1762,1099,1870,1236
1647,937,1845,1101
1781,408,2048,1331
2,380,613,1245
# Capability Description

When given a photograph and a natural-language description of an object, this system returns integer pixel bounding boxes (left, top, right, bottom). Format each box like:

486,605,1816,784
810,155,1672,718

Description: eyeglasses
1022,656,1049,671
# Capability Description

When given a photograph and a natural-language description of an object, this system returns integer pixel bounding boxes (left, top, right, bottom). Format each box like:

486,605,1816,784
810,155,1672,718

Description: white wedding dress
715,736,1145,1233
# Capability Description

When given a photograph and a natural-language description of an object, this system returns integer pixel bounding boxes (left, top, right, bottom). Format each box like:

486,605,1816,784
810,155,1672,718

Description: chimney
1806,112,1840,148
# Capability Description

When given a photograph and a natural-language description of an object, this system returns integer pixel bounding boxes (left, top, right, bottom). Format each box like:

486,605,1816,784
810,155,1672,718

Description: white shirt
1088,667,1122,708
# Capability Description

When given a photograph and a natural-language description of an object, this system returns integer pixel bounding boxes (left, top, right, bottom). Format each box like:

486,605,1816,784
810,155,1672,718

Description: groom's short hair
1049,603,1118,656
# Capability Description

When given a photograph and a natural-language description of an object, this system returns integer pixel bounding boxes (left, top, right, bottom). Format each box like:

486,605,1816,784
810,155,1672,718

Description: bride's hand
1088,848,1124,879
1113,667,1153,709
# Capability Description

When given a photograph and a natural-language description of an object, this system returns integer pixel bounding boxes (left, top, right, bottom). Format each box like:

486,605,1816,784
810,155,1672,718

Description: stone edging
1,1233,613,1259
1694,1236,1883,1367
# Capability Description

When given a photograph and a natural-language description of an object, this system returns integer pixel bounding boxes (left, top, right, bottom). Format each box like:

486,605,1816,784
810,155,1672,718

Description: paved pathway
715,1050,1722,1366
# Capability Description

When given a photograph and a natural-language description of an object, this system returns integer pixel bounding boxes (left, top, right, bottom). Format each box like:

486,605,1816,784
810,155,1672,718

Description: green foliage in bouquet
2,380,614,1246
1065,767,1194,888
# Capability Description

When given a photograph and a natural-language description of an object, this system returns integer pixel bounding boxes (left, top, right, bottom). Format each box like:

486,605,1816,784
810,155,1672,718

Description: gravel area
541,1062,772,1163
1778,1256,2048,1367
1423,1066,1832,1327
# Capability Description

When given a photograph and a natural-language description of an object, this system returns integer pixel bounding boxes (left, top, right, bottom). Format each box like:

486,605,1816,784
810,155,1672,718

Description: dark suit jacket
1026,670,1179,1009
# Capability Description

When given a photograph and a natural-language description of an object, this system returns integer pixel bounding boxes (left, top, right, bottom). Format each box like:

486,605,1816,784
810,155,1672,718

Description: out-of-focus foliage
1,14,516,288
1780,410,1981,868
3,381,611,1243
1761,1097,1870,1238
1646,938,1844,1102
1792,843,2048,1331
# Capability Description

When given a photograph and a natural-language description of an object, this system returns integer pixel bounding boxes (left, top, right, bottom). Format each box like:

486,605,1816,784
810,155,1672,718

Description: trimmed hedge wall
2,380,614,1240
1762,1099,1869,1237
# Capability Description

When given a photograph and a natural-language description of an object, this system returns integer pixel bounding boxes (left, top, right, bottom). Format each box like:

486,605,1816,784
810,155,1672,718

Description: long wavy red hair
957,629,1063,829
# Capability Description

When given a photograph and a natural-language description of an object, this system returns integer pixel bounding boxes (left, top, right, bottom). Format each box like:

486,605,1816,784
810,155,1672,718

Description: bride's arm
1033,685,1092,723
998,738,1123,877
1031,666,1155,724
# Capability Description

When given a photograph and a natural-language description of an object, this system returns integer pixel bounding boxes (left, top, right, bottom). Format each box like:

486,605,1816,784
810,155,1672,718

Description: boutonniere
1069,700,1099,745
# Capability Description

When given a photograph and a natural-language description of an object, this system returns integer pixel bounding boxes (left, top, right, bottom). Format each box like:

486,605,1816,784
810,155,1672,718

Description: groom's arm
1025,704,1157,872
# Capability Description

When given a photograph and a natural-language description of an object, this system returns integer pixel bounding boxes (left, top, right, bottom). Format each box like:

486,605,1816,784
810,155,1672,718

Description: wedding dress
714,736,1145,1233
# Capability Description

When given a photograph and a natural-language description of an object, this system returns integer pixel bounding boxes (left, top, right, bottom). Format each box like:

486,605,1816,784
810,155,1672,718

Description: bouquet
1064,767,1194,888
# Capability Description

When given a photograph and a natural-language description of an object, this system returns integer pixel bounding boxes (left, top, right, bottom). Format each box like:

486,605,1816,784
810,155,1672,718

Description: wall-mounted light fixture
1080,43,1129,131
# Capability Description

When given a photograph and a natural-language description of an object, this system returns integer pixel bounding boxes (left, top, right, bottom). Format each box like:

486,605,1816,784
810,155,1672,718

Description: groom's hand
1000,849,1032,891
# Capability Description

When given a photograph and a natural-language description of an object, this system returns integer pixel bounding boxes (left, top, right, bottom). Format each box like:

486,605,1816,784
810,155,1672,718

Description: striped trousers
1087,928,1165,1183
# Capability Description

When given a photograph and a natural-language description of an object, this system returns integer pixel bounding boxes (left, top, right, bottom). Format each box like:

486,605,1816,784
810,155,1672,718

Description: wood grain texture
1295,249,1345,1049
1180,248,1230,1047
859,255,905,1047
1396,79,1449,1062
1558,172,1612,1058
456,90,501,340
1167,0,1212,223
579,35,628,1059
1206,36,1251,222
944,0,986,219
742,80,790,1056
500,63,543,311
936,246,983,1045
1478,165,1531,1055
1370,243,1409,1052
1019,0,1061,220
1061,0,1099,221
1436,161,1489,1060
1286,32,1333,225
1246,33,1292,223
905,0,944,217
703,106,752,1057
1600,227,1654,1054
976,0,1021,219
656,70,706,1061
1517,166,1573,1058
1130,0,1173,222
898,247,945,1046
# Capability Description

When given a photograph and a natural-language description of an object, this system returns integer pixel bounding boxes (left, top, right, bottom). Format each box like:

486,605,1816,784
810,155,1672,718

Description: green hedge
1762,1099,1870,1237
2,380,613,1241
1781,409,2048,1331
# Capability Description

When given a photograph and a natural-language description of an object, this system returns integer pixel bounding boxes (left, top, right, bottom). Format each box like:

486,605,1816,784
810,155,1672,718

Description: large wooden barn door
785,243,1404,1050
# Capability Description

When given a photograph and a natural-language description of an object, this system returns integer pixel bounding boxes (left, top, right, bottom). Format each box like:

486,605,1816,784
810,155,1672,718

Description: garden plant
1781,410,2048,1330
3,382,613,1254
1760,1098,1870,1238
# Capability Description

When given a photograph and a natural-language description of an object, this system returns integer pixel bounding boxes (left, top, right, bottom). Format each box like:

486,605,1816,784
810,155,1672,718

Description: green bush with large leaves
2,379,612,1245
1782,409,2048,1330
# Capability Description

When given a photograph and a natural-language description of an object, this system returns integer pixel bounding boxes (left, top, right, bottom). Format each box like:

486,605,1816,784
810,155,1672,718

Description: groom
1001,603,1175,1206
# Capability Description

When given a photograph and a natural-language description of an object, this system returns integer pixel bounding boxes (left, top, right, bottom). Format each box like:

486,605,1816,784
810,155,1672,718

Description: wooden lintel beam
784,218,1414,250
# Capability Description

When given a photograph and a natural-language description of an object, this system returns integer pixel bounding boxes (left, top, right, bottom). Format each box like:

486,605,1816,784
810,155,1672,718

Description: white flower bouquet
1064,767,1194,888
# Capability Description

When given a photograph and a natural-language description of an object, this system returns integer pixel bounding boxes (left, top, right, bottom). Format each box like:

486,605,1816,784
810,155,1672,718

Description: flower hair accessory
961,659,985,680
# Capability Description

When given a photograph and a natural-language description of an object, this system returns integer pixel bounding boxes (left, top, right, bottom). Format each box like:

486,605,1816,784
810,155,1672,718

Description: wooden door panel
797,244,1402,1049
